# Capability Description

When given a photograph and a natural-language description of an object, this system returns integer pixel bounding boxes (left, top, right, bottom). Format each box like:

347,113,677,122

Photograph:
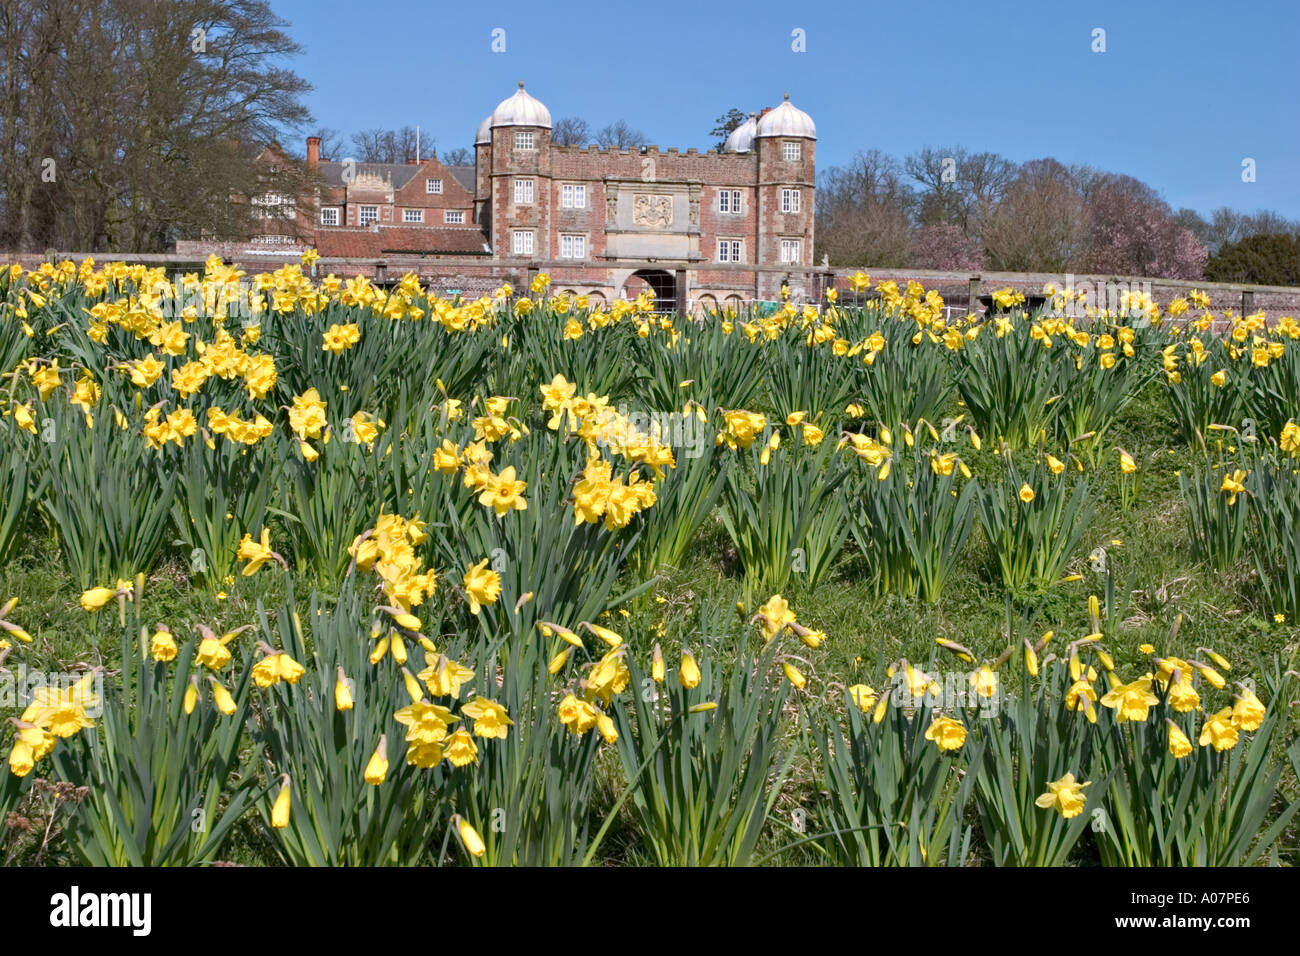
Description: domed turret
755,93,816,139
723,112,758,153
475,115,492,145
489,81,552,130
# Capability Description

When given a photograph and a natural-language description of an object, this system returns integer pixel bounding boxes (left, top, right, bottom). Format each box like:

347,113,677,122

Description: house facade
180,84,818,309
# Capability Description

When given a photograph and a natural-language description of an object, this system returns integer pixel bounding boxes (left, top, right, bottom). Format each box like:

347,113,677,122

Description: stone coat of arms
632,194,673,228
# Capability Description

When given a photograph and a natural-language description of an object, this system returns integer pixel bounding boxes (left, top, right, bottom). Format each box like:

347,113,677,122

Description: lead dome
488,81,552,130
755,93,816,139
724,113,758,152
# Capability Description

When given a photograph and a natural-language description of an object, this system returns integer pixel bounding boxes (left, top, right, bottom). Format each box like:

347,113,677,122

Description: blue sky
271,0,1300,218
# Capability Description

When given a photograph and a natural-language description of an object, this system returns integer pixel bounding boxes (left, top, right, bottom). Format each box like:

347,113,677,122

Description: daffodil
755,594,796,640
1100,675,1158,722
970,665,998,698
557,693,598,735
1035,772,1090,818
150,627,177,662
1198,708,1239,751
443,728,478,767
478,466,528,516
460,697,513,739
462,559,502,614
1219,469,1247,506
394,700,456,745
22,674,99,737
1231,688,1266,731
418,655,476,699
848,684,877,713
924,716,966,752
252,648,306,688
1167,721,1193,758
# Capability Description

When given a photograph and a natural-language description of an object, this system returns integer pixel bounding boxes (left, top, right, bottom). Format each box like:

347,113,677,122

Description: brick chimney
306,136,320,171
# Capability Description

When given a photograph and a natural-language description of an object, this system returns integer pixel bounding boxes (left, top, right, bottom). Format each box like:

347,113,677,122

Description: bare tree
552,116,591,147
349,125,433,164
982,159,1085,272
441,147,473,166
309,126,343,162
0,0,313,251
595,120,646,149
1195,207,1300,254
349,128,387,163
905,146,1016,240
814,150,916,266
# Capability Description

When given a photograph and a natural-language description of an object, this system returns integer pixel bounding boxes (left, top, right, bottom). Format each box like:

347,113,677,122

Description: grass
2,378,1297,867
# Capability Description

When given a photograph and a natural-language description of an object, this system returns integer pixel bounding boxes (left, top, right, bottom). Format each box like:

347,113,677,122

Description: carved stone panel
632,194,673,228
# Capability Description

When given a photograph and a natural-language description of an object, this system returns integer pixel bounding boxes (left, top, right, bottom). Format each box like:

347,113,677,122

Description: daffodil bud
271,776,291,829
210,678,236,716
595,712,618,744
335,668,354,711
1024,640,1038,677
391,610,421,632
455,815,486,857
401,667,423,704
1202,648,1231,672
679,650,700,689
364,736,389,785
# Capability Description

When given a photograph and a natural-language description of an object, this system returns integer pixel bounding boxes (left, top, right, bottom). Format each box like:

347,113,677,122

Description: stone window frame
511,229,535,255
559,233,587,259
716,238,743,263
561,183,587,209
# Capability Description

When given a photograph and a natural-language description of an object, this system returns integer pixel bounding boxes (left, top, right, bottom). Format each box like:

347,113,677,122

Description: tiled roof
447,166,475,192
378,226,488,254
316,162,422,189
315,162,476,194
315,226,489,258
314,229,382,258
